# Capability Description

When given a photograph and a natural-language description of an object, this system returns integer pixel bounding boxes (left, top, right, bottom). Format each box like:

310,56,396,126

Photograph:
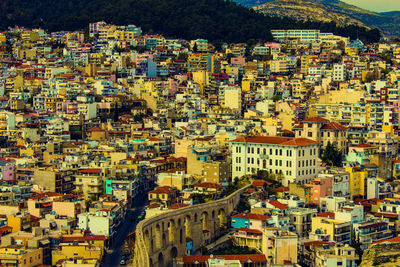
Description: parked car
120,255,126,265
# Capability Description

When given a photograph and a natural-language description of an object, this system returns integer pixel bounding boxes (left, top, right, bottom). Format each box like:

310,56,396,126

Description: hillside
0,0,380,43
252,0,400,37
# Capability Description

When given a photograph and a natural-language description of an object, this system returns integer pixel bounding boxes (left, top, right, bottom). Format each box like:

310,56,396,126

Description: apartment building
231,136,320,186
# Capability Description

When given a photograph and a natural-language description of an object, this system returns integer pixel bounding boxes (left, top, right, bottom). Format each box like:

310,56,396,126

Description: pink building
0,160,15,182
308,177,332,205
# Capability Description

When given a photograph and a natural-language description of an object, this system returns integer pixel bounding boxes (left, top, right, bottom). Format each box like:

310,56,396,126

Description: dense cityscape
0,14,399,267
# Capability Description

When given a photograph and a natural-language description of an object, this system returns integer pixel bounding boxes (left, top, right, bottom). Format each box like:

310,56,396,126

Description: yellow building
5,75,23,94
345,46,358,57
7,213,40,233
311,216,351,244
289,183,312,204
21,30,40,42
148,186,178,206
0,247,43,267
346,166,367,198
234,228,263,251
187,54,209,72
262,228,298,265
52,234,105,265
75,169,104,201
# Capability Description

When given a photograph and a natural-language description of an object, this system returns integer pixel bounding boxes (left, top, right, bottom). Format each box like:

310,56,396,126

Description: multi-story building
231,136,320,185
262,228,298,265
367,130,398,157
354,220,392,250
294,117,347,152
75,168,104,201
288,207,318,239
312,215,351,244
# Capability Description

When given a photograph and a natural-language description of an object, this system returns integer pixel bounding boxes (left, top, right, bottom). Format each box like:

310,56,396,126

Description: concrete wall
133,185,249,267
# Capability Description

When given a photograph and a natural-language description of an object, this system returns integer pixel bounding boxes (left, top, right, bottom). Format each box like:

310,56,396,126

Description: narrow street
103,193,147,267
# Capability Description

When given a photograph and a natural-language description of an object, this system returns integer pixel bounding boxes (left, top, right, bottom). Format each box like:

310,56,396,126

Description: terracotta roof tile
232,212,270,221
231,136,320,146
302,117,329,122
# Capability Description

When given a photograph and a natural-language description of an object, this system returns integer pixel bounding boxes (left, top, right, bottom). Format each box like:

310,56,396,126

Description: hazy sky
341,0,400,12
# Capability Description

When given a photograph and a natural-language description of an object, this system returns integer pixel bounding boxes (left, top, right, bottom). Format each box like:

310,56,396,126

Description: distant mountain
0,0,380,43
250,0,400,37
380,11,400,17
233,0,273,8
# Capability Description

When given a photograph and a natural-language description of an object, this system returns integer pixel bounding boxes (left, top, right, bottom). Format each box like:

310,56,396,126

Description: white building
220,85,241,111
333,63,346,81
271,29,320,43
231,136,320,185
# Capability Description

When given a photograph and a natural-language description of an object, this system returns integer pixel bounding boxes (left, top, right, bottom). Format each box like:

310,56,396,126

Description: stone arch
170,246,178,260
184,215,192,239
151,239,154,252
157,252,164,267
194,213,198,222
212,210,215,218
178,218,181,227
180,228,183,244
162,232,167,247
155,224,162,249
218,208,226,227
168,219,176,243
149,258,153,266
201,211,209,231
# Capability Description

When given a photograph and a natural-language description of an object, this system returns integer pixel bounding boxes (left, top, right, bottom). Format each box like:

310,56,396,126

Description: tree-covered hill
0,0,380,43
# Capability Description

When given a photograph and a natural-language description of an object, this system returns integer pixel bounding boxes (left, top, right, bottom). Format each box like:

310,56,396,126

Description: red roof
268,200,288,210
321,121,347,130
302,117,329,123
276,186,289,192
149,186,178,194
231,136,320,146
238,227,262,234
358,222,387,230
373,236,400,245
78,168,101,174
252,180,268,187
232,212,270,221
317,212,335,218
181,254,267,263
353,144,375,148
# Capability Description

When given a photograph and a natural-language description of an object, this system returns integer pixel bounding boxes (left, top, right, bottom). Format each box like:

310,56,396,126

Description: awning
22,224,31,230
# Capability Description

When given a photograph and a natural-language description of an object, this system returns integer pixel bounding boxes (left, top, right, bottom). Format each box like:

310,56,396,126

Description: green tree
321,142,342,167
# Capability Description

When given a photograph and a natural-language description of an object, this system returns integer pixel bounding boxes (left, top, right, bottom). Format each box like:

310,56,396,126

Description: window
248,147,250,153
257,148,260,154
308,132,312,137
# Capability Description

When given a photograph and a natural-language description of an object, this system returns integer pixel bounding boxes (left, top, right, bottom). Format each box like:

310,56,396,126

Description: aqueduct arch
133,185,249,267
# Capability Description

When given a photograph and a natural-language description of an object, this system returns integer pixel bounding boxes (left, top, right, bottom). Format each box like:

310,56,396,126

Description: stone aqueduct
133,186,249,267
